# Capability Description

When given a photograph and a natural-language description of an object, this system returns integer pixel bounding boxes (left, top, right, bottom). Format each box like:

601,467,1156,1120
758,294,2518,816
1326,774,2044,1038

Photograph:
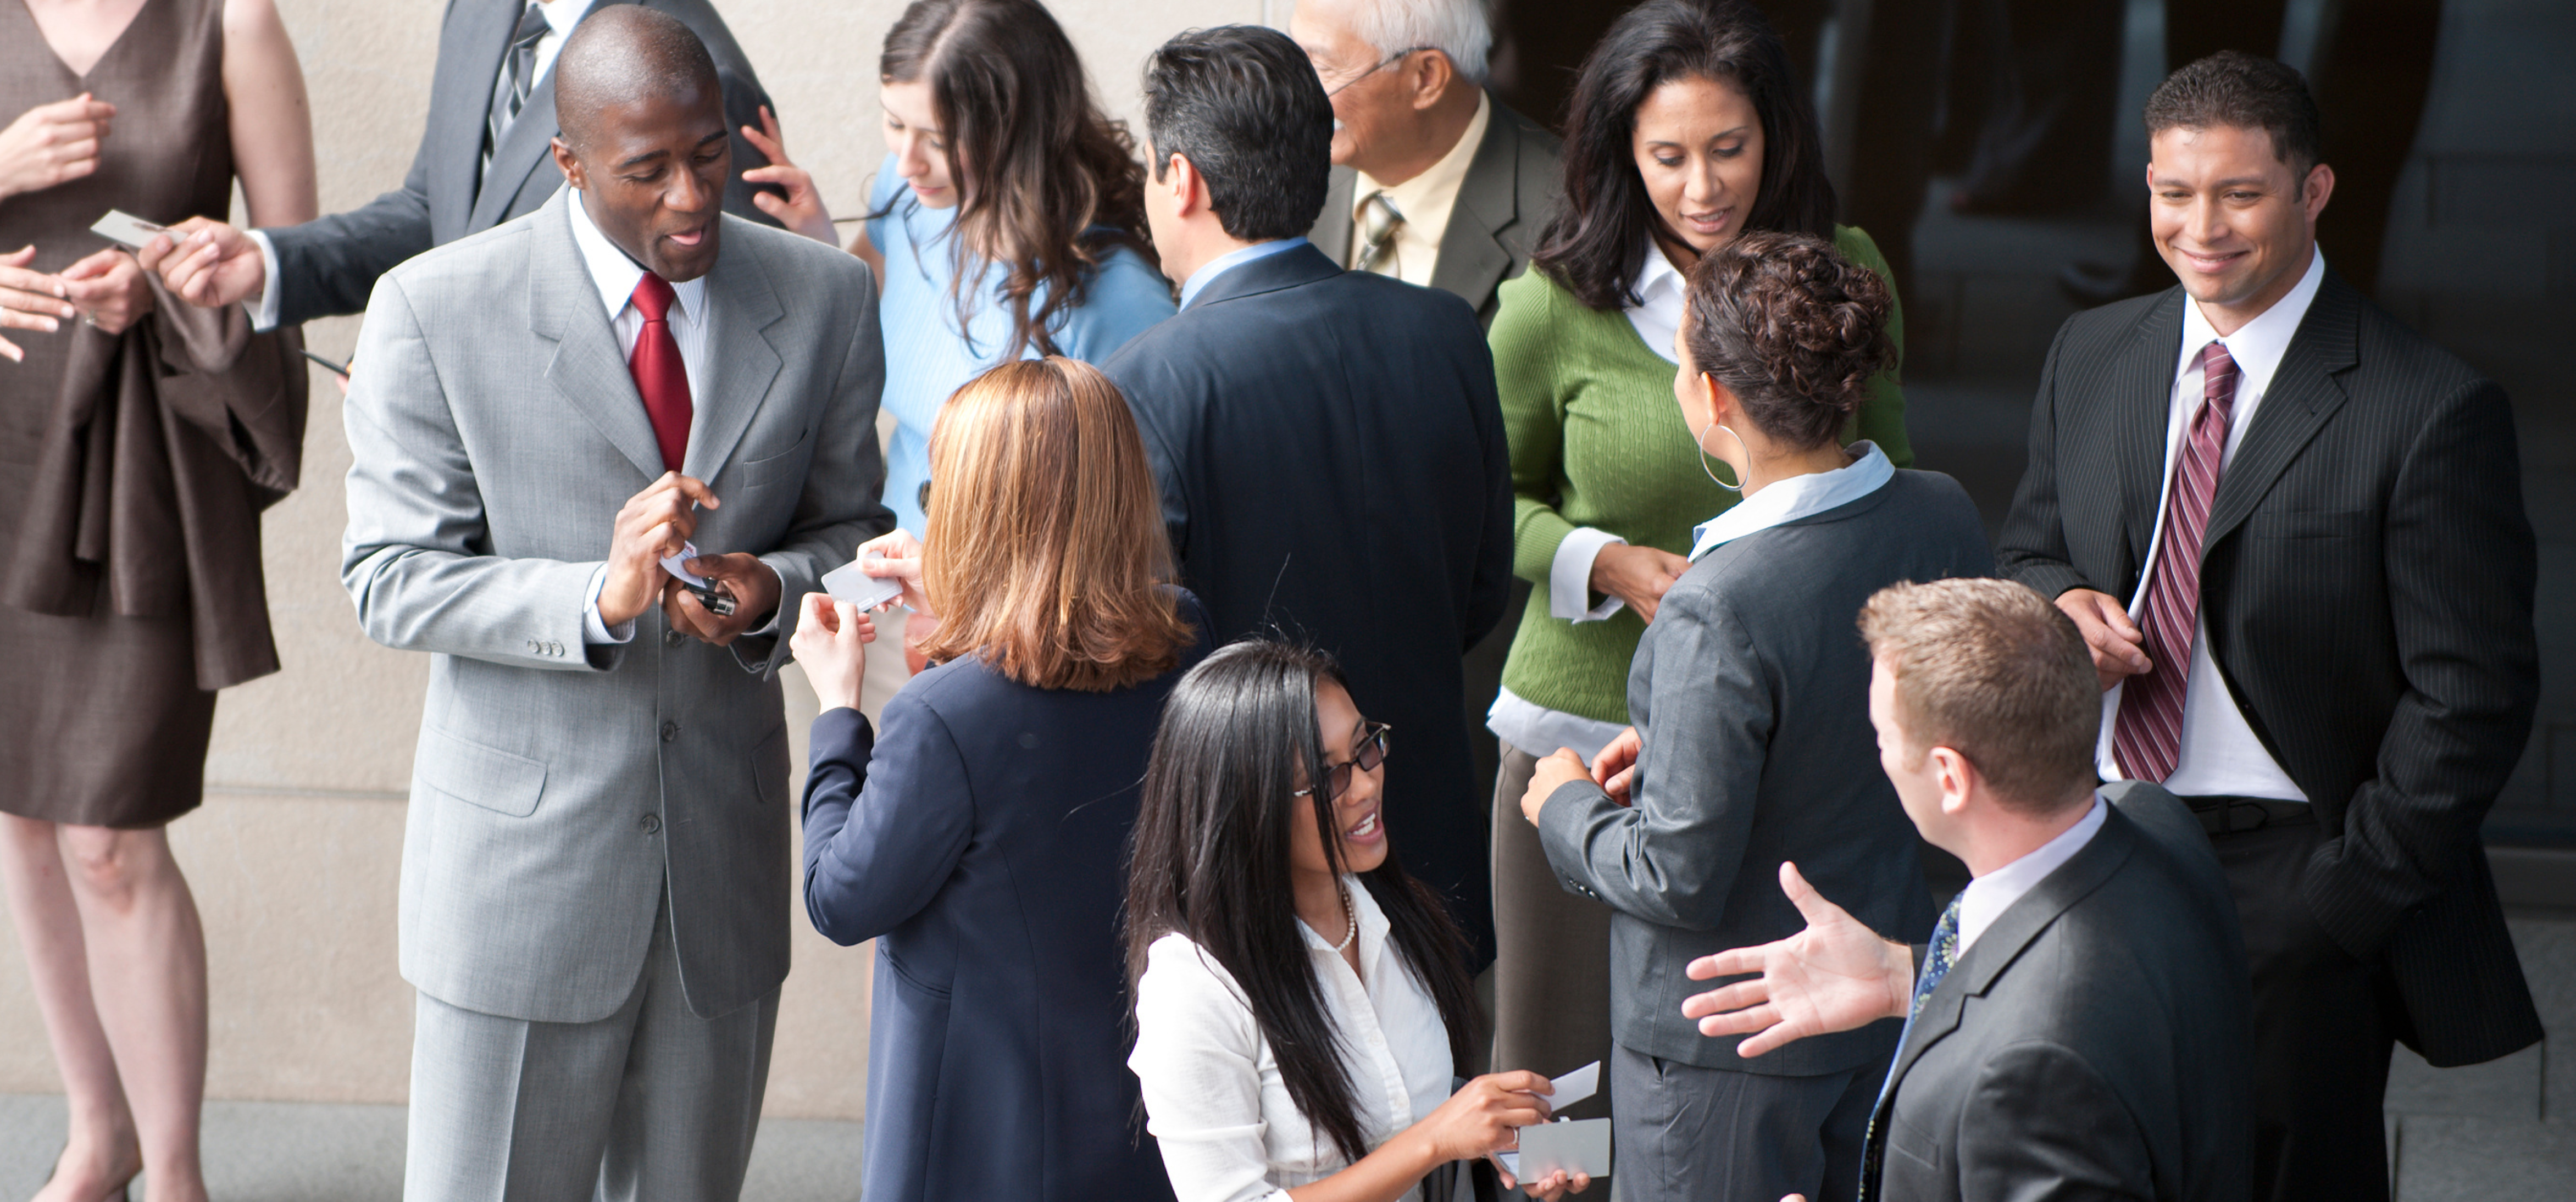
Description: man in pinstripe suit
1997,52,2539,1202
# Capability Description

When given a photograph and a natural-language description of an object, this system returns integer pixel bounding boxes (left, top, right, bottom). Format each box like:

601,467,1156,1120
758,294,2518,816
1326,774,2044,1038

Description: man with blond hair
1684,579,2250,1202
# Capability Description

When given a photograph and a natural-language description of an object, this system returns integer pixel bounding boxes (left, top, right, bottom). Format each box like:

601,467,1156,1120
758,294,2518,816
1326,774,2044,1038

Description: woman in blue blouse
745,0,1174,686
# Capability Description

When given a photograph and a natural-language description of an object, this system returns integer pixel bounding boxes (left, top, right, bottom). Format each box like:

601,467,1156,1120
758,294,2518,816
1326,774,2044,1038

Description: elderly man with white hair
1292,0,1559,325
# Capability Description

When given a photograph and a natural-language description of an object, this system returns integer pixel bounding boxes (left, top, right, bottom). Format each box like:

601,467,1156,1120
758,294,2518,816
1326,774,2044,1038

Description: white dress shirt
1130,878,1456,1202
1178,236,1311,310
1346,92,1490,287
1956,795,2108,955
247,0,596,332
2093,251,2325,801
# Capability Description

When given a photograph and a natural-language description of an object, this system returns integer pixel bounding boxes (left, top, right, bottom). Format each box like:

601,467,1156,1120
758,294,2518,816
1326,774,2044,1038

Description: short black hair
2143,51,2324,181
556,5,721,150
1141,25,1333,242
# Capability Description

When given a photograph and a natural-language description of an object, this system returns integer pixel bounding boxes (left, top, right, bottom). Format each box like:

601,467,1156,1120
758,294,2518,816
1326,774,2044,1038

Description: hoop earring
1695,419,1745,493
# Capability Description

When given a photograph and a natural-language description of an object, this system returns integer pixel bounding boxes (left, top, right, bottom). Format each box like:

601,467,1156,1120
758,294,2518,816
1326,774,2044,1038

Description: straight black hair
1530,0,1837,312
1140,25,1335,243
1123,639,1480,1164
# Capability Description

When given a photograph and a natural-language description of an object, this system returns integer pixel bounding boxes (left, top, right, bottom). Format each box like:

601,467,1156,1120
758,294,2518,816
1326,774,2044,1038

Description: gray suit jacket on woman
1536,470,1992,1074
341,190,890,1023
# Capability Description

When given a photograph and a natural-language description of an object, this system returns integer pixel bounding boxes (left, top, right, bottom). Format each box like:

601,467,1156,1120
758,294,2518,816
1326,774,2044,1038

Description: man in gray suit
338,10,887,1199
1685,578,2250,1202
152,0,778,332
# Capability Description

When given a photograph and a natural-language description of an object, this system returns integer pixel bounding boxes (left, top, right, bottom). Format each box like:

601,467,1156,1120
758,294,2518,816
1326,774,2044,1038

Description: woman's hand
1493,1163,1592,1200
856,528,932,616
57,248,151,335
1588,543,1690,624
1404,1071,1554,1165
0,94,114,202
0,245,77,363
1521,748,1591,827
739,106,837,246
790,592,875,713
1589,727,1642,804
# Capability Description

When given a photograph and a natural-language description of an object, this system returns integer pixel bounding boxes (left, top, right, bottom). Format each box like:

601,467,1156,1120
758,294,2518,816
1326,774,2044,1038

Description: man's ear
552,138,586,191
1411,51,1456,110
1929,745,1977,818
1167,153,1203,220
2300,161,2335,222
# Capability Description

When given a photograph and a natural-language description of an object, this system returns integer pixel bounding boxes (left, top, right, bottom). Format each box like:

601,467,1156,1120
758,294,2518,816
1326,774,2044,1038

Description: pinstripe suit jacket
1996,269,2542,1065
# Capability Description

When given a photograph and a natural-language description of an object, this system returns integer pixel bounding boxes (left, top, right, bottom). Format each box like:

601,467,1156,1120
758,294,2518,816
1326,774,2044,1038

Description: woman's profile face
881,79,959,208
1631,74,1764,259
1287,678,1391,881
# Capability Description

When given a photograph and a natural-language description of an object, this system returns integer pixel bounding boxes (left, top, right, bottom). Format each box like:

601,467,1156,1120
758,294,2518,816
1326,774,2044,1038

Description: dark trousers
1609,1043,1880,1202
2211,820,2409,1202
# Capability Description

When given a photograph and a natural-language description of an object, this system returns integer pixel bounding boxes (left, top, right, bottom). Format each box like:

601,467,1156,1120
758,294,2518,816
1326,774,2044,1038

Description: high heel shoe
39,1140,137,1202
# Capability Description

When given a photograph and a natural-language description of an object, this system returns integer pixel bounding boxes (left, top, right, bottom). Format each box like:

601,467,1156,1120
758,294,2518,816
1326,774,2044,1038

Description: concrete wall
0,0,1275,1121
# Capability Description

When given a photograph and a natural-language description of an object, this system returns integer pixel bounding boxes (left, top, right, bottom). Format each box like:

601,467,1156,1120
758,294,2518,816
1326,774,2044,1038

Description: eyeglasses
1322,46,1438,98
1296,722,1393,801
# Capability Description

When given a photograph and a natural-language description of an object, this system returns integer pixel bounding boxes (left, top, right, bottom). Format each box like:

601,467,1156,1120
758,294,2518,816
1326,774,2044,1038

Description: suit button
640,813,662,834
660,721,679,743
665,628,683,647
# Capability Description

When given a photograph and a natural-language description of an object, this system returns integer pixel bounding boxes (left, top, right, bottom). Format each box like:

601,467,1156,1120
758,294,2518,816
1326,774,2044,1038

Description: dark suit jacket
1537,471,1993,1073
1862,783,2252,1202
1103,244,1513,964
797,592,1209,1202
263,0,776,327
1308,92,1561,326
1995,270,2543,1065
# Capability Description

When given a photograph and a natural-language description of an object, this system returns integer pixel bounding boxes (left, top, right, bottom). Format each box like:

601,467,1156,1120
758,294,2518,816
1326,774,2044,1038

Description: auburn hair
914,358,1192,691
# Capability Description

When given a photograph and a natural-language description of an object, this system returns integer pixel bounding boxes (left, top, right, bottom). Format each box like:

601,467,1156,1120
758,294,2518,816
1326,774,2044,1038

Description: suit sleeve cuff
247,229,282,332
582,564,636,645
1550,527,1628,622
741,561,789,637
1534,780,1616,902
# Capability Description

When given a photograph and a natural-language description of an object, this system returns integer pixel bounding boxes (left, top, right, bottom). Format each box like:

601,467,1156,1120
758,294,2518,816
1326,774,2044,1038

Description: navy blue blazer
800,592,1210,1202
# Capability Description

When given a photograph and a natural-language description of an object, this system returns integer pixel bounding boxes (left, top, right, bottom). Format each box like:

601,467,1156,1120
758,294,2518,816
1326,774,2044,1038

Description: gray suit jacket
1536,471,1992,1073
1861,784,2252,1202
1307,92,1560,326
341,189,890,1023
264,0,778,329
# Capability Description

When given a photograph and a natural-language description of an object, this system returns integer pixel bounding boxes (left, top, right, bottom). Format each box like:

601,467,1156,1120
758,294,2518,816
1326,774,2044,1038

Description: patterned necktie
629,274,692,472
1356,190,1404,275
1859,895,1964,1202
482,2,551,175
2113,341,2241,782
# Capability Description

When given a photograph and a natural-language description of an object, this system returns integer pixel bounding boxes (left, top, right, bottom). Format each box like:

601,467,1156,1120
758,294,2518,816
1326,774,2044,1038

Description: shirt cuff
583,564,636,645
1549,527,1629,622
246,230,282,332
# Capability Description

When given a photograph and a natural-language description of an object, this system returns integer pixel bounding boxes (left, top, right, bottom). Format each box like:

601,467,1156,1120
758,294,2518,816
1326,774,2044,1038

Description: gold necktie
1356,190,1404,275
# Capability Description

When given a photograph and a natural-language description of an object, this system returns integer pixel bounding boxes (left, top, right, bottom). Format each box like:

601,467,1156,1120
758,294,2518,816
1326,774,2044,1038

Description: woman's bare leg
0,814,142,1202
57,823,206,1202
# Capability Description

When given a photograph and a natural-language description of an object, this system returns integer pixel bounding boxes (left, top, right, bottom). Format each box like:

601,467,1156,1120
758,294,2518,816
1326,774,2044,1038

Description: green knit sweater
1494,224,1914,726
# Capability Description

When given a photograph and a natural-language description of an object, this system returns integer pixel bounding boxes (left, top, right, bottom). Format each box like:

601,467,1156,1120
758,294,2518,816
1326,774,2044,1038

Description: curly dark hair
1682,230,1895,449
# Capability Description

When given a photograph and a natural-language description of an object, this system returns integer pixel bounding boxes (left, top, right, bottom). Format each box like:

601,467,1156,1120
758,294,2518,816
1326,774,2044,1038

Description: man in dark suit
1685,578,2251,1202
1103,23,1514,966
1995,53,2540,1201
150,0,776,331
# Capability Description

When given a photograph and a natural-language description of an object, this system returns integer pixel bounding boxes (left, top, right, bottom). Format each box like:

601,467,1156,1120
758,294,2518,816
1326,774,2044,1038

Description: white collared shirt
1130,877,1456,1202
2093,251,2325,801
1347,92,1490,287
1956,795,2108,955
1685,441,1894,561
246,0,598,332
1624,237,1689,367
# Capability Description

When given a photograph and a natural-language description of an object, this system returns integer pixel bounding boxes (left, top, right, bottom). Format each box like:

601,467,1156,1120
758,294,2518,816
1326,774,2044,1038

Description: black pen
299,348,349,376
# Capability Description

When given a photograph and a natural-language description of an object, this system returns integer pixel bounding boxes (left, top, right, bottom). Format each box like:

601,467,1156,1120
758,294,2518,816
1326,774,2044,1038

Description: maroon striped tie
2113,342,2239,782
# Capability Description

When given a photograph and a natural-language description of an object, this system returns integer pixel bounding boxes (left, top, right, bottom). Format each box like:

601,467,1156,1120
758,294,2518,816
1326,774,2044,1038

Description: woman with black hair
1126,640,1589,1202
1482,0,1916,1122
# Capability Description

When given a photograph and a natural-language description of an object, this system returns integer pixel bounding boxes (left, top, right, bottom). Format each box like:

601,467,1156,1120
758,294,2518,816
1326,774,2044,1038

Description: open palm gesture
1679,861,1916,1058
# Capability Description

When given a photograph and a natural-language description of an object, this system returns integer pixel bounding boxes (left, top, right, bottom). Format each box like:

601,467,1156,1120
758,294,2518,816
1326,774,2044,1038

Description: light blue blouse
865,155,1176,535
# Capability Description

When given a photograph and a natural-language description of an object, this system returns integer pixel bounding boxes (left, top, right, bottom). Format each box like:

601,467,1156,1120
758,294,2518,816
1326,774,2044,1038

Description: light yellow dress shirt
1347,92,1490,287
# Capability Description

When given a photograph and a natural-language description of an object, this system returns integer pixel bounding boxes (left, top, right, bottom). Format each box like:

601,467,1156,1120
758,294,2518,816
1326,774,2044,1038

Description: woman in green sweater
1484,0,1914,1101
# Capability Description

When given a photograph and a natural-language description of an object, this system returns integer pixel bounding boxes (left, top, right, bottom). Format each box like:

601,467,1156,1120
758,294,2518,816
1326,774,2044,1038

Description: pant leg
404,979,641,1202
1610,1043,1869,1202
596,898,780,1202
1490,742,1615,1120
2212,823,2399,1202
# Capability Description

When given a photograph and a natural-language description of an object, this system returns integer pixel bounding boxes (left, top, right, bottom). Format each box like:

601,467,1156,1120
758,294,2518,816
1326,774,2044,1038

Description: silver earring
1695,420,1744,493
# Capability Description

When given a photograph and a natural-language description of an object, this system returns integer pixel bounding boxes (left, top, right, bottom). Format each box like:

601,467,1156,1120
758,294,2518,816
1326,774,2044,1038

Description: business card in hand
1496,1062,1603,1181
90,209,166,249
820,554,903,611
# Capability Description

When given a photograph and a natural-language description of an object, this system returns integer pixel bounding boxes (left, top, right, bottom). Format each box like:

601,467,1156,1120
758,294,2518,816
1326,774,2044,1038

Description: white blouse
1129,876,1458,1202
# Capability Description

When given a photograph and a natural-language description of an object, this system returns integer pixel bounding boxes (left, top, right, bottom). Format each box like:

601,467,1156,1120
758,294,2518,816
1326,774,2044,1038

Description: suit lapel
469,49,567,231
436,0,526,235
527,193,666,482
2117,291,2188,577
1428,98,1518,309
1314,167,1355,268
2202,274,2359,547
683,220,785,481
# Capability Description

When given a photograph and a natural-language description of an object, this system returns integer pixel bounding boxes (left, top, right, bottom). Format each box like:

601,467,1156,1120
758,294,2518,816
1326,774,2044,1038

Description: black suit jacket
1996,270,2542,1065
263,0,777,327
1308,93,1562,326
1862,783,2252,1202
1103,244,1514,964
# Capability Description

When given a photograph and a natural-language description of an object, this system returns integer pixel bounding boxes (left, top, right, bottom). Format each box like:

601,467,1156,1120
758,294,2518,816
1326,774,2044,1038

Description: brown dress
0,0,306,827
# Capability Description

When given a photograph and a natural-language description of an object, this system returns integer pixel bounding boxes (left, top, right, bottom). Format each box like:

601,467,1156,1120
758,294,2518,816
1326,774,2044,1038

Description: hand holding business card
1496,1062,1608,1186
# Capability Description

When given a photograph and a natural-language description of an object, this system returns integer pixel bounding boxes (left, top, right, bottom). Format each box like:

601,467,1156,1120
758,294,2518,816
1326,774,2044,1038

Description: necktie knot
632,273,676,324
2200,341,2239,416
1357,191,1404,274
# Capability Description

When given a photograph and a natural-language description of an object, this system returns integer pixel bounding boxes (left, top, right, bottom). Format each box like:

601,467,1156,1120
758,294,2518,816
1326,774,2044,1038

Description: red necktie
2113,341,2239,782
629,273,692,472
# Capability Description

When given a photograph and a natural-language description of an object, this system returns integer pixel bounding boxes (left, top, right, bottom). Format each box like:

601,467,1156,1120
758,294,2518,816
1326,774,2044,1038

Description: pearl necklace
1334,883,1358,953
